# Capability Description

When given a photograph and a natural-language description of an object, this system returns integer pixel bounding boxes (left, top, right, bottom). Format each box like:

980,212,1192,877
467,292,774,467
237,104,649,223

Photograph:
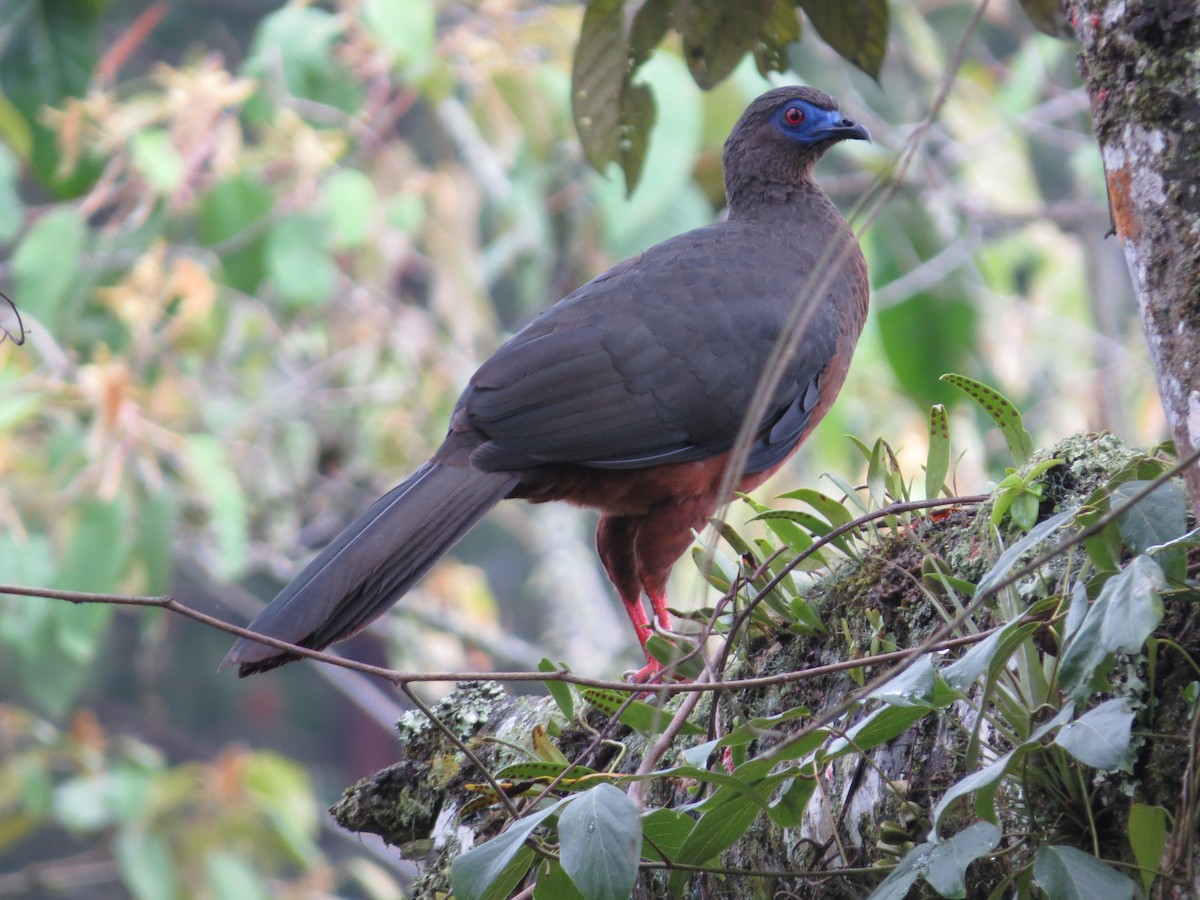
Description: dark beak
816,117,871,143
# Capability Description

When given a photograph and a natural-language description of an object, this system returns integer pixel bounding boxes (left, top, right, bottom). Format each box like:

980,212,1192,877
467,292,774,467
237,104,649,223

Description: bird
222,85,871,680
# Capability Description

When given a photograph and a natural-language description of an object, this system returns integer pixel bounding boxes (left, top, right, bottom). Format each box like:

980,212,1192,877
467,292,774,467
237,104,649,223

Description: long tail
221,462,518,676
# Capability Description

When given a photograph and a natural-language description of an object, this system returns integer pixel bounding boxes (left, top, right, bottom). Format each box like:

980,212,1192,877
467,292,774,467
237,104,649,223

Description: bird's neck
724,177,838,224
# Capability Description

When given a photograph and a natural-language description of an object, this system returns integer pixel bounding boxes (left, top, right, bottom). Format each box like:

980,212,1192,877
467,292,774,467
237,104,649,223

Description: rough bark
331,434,1199,897
1067,0,1200,508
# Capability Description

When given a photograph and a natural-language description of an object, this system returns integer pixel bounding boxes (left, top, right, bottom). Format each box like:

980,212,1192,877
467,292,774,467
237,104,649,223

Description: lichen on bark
1068,0,1200,508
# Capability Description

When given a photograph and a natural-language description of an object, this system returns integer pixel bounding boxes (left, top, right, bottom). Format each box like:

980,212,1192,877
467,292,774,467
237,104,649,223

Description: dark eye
783,106,805,126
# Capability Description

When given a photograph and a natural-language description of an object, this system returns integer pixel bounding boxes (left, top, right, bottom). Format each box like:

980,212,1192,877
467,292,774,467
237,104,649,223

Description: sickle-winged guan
223,86,871,678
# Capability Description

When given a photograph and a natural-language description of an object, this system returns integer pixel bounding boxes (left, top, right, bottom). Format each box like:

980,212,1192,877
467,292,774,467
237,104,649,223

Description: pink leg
646,584,672,633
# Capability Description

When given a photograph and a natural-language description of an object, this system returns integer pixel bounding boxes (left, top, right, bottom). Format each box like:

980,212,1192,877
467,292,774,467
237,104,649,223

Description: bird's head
723,86,869,209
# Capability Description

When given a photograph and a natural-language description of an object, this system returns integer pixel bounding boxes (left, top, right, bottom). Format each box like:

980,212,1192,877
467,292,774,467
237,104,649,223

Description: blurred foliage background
0,0,1163,895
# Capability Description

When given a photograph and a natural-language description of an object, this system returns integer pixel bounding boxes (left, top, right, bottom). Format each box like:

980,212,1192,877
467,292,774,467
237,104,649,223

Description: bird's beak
814,116,872,144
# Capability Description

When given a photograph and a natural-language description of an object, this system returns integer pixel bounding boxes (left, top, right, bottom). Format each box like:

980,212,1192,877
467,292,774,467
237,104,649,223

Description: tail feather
221,462,517,675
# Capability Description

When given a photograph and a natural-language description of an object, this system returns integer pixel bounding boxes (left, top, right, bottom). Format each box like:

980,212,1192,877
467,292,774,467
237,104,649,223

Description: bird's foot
628,657,666,684
626,657,689,686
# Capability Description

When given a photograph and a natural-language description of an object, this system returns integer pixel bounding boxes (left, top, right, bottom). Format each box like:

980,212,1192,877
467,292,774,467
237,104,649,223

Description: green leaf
1054,698,1135,772
1113,480,1187,580
1032,845,1135,900
539,659,575,720
492,762,598,784
1113,480,1186,553
580,688,704,737
933,705,1073,835
941,621,1039,692
824,703,933,760
975,510,1073,598
558,784,641,900
13,208,86,326
797,0,889,79
115,828,179,900
361,0,435,72
865,842,933,900
1062,551,1164,697
451,800,567,900
205,850,269,900
924,822,1002,898
1127,804,1166,895
1008,491,1040,532
244,6,361,115
682,706,812,769
767,775,816,827
0,91,32,164
869,654,936,708
131,129,184,193
571,0,670,193
941,374,1033,465
199,175,274,294
776,488,854,529
1017,0,1074,37
266,214,337,309
753,0,803,76
877,295,978,411
135,491,176,595
673,793,761,868
864,437,888,508
182,435,248,578
676,0,781,89
0,0,101,191
56,498,128,596
926,404,951,501
645,634,706,681
0,144,24,241
640,808,695,862
322,168,377,249
532,860,588,900
1099,555,1164,655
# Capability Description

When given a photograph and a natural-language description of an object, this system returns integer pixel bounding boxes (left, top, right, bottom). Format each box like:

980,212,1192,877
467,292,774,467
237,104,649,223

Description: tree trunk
1066,0,1200,506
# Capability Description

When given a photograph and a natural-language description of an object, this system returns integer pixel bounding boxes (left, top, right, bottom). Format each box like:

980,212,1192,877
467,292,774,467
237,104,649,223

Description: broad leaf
941,621,1038,692
266,214,337,309
640,808,695,862
865,842,933,900
975,510,1073,598
451,800,567,900
1098,555,1164,655
797,0,889,80
924,822,1002,898
673,793,761,867
676,0,779,89
869,654,936,707
13,208,86,327
558,784,641,900
571,0,670,194
1054,698,1135,772
1127,804,1166,895
933,705,1073,836
1115,480,1187,580
1032,845,1135,900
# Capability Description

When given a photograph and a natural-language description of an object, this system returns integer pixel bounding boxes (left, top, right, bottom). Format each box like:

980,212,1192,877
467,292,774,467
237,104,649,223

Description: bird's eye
783,106,805,127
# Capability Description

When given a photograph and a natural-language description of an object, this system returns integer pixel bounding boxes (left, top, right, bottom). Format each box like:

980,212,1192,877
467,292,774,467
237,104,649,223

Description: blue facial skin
773,101,871,145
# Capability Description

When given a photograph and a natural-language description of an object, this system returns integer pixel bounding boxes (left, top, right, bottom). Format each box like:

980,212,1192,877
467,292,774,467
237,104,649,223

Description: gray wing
455,222,841,473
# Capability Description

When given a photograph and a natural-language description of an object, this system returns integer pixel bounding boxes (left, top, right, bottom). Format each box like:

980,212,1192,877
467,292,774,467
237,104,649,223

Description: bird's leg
597,515,661,680
646,584,673,634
